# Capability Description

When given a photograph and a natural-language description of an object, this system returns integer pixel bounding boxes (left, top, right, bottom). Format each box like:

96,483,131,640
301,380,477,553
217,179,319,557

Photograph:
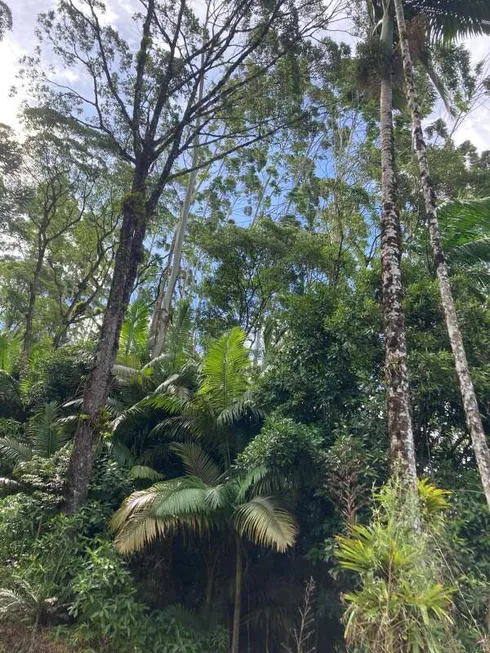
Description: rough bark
379,5,417,490
394,0,490,509
63,186,147,513
231,535,243,653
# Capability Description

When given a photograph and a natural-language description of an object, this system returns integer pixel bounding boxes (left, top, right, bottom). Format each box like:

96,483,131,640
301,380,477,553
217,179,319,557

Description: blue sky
1,0,490,150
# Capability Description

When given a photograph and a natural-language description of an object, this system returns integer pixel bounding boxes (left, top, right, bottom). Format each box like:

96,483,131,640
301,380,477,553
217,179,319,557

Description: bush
335,478,458,653
238,416,322,471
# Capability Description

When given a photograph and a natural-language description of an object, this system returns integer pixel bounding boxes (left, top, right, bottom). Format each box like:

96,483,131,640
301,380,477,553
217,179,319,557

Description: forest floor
0,622,74,653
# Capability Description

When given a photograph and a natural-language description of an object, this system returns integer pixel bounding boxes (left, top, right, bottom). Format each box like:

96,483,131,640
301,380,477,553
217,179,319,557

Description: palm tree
112,327,292,653
366,0,417,489
112,444,297,653
438,197,490,292
392,0,490,509
0,402,69,464
114,327,262,469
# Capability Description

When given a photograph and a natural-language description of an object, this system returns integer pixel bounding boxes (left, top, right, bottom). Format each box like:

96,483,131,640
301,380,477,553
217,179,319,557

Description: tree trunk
63,186,148,513
22,239,47,363
379,4,417,489
151,139,200,359
149,235,175,351
231,535,243,653
394,0,490,509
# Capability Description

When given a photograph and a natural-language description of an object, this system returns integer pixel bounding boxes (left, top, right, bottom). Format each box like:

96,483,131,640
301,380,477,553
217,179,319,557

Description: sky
1,0,489,150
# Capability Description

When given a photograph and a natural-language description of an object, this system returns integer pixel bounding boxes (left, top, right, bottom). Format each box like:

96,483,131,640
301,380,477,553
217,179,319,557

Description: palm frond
0,331,20,374
171,441,222,485
107,438,136,467
199,327,251,414
233,496,298,552
129,465,164,481
28,402,69,458
405,0,490,43
149,415,201,441
112,476,221,553
118,299,150,364
235,466,269,503
0,437,32,463
216,391,264,427
438,198,490,279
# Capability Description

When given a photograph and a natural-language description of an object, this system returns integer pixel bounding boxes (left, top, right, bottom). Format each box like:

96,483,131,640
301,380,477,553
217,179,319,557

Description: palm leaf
0,331,20,374
216,391,264,427
129,465,164,481
118,299,150,365
233,496,297,552
404,0,490,43
28,402,69,458
199,327,251,414
0,437,32,463
171,441,222,485
112,476,222,553
235,465,269,502
438,198,490,289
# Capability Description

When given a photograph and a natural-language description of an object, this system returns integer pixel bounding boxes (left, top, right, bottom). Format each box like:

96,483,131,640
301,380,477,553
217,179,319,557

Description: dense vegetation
1,0,490,650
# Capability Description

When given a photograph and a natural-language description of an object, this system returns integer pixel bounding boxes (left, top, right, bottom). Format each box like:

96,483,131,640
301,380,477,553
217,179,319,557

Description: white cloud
0,34,27,128
448,35,490,152
3,1,490,151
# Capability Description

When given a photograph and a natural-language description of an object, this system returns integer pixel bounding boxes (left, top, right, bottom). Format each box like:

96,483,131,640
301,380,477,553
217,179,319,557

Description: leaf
199,327,251,415
129,465,164,481
233,496,297,552
170,442,222,485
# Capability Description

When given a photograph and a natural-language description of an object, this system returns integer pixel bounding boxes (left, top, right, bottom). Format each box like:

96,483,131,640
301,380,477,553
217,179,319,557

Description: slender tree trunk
149,235,175,351
63,185,148,513
379,4,417,489
151,155,198,358
394,0,490,509
22,240,47,363
231,535,243,653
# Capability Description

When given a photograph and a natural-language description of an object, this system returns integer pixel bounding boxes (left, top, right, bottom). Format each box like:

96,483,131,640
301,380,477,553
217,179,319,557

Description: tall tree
393,0,490,507
371,0,417,488
24,0,331,512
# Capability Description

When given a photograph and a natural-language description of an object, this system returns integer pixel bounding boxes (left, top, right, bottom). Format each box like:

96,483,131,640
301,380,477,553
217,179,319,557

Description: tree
366,0,417,488
112,326,297,653
0,1,11,40
111,450,297,653
392,0,490,509
17,139,95,363
23,0,332,512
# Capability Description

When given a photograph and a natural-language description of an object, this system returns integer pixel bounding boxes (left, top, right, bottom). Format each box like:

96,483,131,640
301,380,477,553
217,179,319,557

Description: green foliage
238,416,322,471
336,479,457,653
0,402,70,464
118,299,151,368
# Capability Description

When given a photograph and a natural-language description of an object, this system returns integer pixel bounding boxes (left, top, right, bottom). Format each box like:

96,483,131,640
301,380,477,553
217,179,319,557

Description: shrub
335,478,458,653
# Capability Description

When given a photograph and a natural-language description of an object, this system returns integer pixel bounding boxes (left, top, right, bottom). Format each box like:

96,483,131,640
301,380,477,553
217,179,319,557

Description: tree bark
394,0,490,509
231,535,243,653
63,184,147,513
379,4,417,490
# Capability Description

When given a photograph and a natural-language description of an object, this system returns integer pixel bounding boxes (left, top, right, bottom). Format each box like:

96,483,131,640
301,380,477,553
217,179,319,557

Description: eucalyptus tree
22,0,338,512
392,0,490,508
